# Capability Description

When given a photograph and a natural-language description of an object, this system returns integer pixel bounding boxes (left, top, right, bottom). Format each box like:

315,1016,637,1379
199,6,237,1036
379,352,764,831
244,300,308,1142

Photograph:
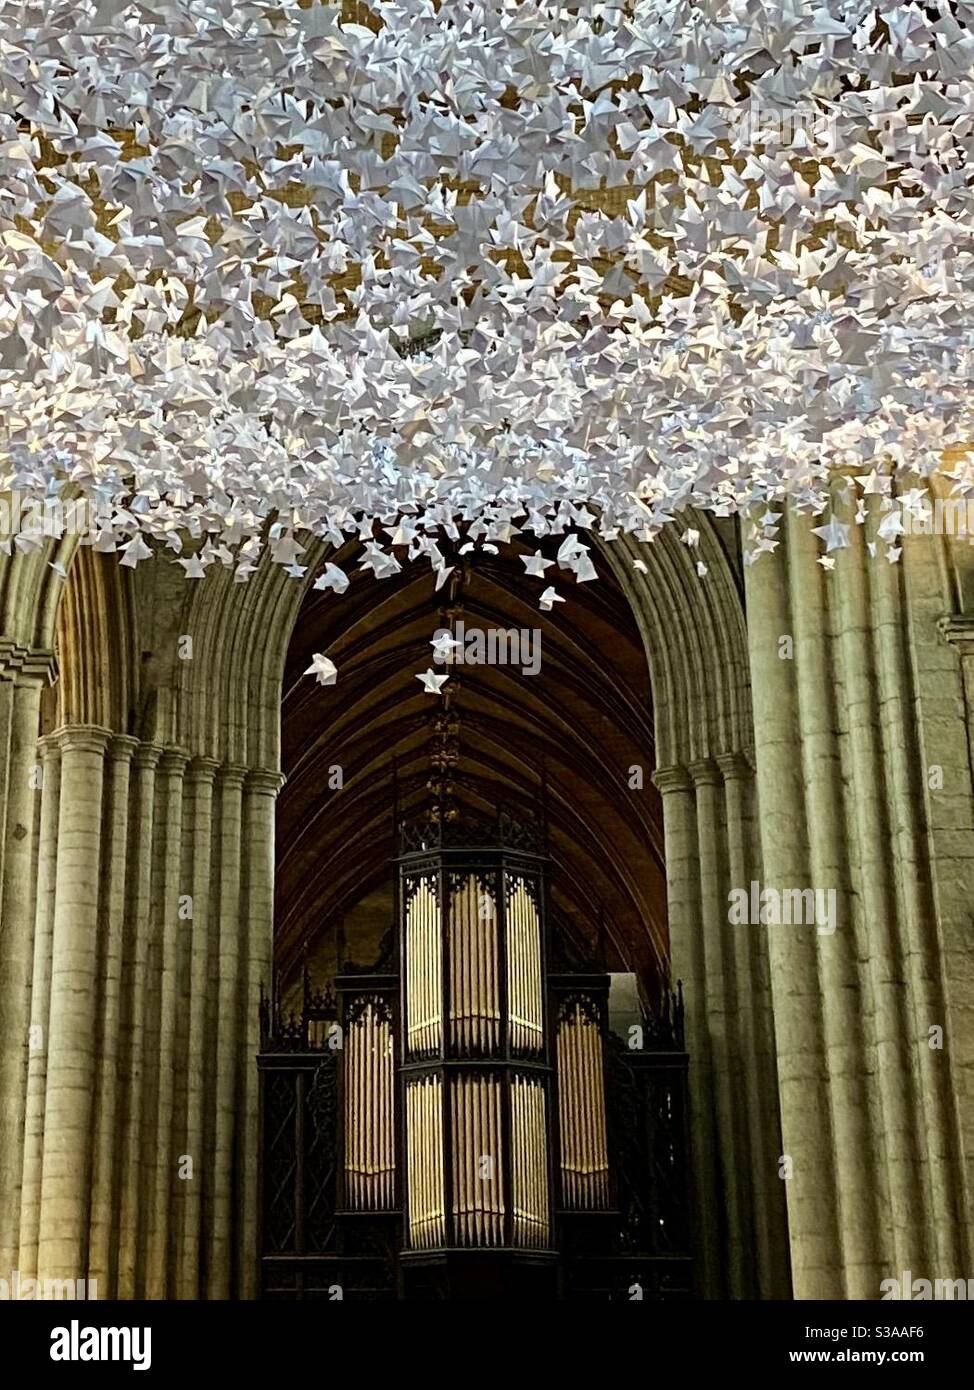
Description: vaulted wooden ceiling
276,535,667,994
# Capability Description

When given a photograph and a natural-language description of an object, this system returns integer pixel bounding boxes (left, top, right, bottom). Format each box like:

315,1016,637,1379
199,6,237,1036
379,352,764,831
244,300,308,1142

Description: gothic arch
0,510,790,1301
601,517,789,1298
274,535,666,994
598,518,752,770
53,547,139,733
9,500,970,1304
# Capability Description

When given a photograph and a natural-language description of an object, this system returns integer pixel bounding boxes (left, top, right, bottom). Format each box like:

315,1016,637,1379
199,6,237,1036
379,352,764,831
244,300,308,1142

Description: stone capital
244,768,286,796
36,732,62,761
51,724,112,756
186,755,220,783
157,748,190,775
133,742,164,770
715,750,754,781
687,758,722,788
108,734,140,762
651,764,694,794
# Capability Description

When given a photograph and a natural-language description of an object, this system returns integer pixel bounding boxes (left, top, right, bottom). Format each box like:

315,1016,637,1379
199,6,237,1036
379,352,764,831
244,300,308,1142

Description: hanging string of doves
1,0,973,591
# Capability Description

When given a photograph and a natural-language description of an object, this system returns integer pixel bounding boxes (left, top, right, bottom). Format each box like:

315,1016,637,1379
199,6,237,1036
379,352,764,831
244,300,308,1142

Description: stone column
655,751,791,1299
916,592,974,1270
206,764,246,1298
745,500,974,1296
938,617,974,774
833,520,925,1280
36,725,110,1283
744,527,846,1298
237,769,283,1298
787,514,885,1297
87,735,137,1295
146,749,188,1299
935,612,974,1241
17,733,61,1279
176,756,218,1298
717,750,790,1298
688,756,750,1297
116,742,161,1298
0,644,52,1272
652,765,720,1296
881,578,963,1273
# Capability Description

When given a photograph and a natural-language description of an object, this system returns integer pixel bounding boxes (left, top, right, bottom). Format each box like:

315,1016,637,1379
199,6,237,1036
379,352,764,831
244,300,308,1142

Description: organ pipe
451,1073,505,1246
511,1075,549,1247
506,879,543,1055
557,1002,610,1209
448,876,499,1054
344,1001,395,1210
406,880,441,1055
406,1075,445,1247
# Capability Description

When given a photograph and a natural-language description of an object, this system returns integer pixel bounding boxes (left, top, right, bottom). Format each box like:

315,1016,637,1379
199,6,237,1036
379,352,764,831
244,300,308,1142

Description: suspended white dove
556,534,586,568
572,552,598,583
430,632,460,660
521,552,554,577
177,555,207,579
416,668,449,694
359,544,401,579
314,563,350,595
811,519,851,553
305,654,338,686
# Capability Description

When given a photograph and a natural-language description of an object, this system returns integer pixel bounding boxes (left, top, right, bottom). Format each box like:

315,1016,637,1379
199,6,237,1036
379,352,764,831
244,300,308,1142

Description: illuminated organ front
259,812,690,1299
401,859,550,1252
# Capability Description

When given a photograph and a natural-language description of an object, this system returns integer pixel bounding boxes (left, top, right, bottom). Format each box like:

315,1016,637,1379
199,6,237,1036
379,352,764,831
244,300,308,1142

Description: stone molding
0,640,56,683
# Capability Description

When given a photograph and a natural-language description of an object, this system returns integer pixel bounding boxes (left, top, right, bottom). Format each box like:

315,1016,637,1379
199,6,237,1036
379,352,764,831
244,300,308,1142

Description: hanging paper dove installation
1,0,973,583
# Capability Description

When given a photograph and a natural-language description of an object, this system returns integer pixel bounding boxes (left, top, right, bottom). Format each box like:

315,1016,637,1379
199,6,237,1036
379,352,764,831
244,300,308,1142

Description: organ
397,816,551,1257
258,807,692,1300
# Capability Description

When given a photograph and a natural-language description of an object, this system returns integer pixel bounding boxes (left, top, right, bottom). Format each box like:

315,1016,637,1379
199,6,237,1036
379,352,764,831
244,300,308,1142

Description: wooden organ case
258,812,692,1300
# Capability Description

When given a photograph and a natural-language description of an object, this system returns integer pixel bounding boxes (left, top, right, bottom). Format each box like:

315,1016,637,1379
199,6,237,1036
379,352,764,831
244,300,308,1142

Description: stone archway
601,519,791,1299
267,516,791,1298
0,501,972,1300
275,537,666,991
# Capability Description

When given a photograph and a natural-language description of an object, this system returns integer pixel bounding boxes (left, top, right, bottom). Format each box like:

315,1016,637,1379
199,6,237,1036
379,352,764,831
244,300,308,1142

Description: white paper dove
305,653,338,687
416,668,449,694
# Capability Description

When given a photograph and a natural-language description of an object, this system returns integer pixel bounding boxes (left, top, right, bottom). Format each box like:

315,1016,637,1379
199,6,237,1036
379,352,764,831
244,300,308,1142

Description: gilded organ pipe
344,1001,395,1210
406,1075,445,1247
406,881,441,1055
556,1001,609,1209
507,880,543,1055
398,845,561,1254
448,876,499,1054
